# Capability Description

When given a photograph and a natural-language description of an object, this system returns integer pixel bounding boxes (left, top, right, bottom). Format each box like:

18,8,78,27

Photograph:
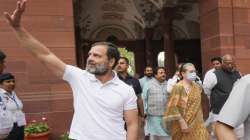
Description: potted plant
60,132,72,140
24,117,50,140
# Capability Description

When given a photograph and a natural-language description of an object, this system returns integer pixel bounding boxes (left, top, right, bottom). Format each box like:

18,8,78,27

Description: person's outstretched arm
215,75,250,140
215,122,237,140
4,0,66,77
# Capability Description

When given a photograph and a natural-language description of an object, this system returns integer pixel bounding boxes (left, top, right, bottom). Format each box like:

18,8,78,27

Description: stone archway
89,25,134,41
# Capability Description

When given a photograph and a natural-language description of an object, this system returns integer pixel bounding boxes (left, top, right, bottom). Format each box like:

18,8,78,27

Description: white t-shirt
63,65,137,140
218,74,250,140
202,68,217,97
166,75,179,93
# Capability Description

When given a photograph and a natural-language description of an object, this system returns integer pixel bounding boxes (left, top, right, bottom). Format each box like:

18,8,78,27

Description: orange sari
163,81,210,140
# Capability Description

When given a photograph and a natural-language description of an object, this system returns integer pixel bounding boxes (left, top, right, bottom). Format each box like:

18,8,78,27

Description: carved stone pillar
144,28,154,67
73,0,85,68
160,7,175,78
200,0,250,74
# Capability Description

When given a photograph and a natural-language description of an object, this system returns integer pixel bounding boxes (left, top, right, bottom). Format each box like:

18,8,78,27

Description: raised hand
3,0,27,28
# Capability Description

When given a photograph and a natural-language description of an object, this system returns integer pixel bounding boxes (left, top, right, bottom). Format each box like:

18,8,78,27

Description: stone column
144,28,154,67
160,7,175,78
200,0,250,74
73,0,83,68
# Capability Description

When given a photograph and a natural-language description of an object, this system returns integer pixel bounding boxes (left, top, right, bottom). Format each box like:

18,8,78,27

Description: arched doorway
73,0,202,77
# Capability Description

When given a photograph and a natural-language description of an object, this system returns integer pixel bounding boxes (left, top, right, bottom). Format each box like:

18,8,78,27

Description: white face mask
186,72,197,81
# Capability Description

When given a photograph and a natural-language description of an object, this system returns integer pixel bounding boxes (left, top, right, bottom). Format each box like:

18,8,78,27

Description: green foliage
24,122,49,136
60,132,73,140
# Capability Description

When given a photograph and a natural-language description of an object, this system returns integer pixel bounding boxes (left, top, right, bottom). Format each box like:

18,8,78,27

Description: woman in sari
163,63,210,140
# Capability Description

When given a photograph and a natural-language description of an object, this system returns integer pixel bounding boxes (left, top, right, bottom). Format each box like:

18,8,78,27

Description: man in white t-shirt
202,57,222,138
3,1,139,140
203,56,222,98
215,75,250,140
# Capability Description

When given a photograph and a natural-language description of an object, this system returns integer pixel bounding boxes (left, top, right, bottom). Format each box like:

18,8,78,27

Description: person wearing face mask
167,64,202,94
0,73,26,140
202,54,243,140
163,63,210,140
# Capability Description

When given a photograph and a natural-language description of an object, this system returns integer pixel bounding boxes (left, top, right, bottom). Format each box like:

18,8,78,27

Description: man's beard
146,74,153,78
222,66,233,73
86,62,109,75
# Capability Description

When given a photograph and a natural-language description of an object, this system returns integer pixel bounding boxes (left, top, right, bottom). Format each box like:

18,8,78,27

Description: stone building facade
0,0,250,139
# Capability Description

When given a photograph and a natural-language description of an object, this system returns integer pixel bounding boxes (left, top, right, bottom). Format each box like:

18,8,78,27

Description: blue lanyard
6,93,20,109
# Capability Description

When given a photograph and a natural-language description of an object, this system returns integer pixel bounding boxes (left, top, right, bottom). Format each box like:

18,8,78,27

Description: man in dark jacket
203,54,242,139
116,57,144,118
